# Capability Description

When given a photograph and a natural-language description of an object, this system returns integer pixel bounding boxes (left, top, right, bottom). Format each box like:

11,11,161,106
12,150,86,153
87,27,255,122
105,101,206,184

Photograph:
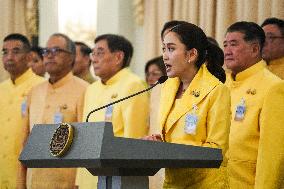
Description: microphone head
158,75,168,84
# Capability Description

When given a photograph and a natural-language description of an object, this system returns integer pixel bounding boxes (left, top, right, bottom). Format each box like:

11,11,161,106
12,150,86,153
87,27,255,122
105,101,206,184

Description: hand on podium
141,134,163,141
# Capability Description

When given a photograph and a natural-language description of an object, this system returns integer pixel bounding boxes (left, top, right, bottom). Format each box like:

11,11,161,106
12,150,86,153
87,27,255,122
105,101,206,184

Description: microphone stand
86,76,168,122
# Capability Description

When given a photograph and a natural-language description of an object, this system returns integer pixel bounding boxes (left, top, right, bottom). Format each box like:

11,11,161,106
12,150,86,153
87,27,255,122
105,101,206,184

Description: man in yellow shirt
261,17,284,79
224,21,284,189
76,34,149,189
24,33,89,189
73,41,96,83
0,33,44,189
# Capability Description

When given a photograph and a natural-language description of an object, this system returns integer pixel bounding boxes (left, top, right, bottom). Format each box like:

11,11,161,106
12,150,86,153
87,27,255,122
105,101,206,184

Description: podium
19,122,222,189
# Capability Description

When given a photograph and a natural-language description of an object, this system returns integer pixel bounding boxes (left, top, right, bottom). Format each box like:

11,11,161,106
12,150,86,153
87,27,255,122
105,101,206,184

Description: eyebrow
95,47,105,51
223,39,238,44
2,47,22,51
163,42,176,46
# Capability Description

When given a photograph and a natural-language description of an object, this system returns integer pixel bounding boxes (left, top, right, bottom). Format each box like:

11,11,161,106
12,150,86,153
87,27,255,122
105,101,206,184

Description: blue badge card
184,113,198,135
21,98,27,117
234,98,246,121
54,111,63,124
105,105,114,122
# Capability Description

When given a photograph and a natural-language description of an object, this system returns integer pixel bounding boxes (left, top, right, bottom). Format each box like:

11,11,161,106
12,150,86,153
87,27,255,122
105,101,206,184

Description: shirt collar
102,68,129,86
234,60,266,81
48,72,73,89
268,56,284,66
11,69,34,86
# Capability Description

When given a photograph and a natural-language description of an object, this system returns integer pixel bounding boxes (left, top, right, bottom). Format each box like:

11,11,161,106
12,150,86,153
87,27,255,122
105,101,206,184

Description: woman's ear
187,48,198,63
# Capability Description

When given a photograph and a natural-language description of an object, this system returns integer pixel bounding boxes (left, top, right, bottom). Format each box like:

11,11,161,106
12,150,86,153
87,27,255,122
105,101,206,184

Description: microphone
85,75,168,122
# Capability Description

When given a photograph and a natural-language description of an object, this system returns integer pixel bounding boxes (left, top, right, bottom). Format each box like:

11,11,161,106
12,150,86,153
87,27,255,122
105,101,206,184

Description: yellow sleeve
77,89,87,122
203,84,231,158
121,82,150,139
255,82,284,189
82,85,92,122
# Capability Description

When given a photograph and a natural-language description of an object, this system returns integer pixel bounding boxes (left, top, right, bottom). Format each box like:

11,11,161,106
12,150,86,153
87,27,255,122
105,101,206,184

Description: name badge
184,104,198,135
184,113,198,135
54,110,63,124
234,98,246,121
105,105,114,122
21,98,27,117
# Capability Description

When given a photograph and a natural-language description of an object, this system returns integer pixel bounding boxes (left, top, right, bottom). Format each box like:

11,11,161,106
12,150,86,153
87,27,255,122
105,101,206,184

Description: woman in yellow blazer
144,22,231,188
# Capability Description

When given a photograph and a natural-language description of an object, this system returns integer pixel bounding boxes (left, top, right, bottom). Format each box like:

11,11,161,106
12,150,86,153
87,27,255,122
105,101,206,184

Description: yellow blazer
0,69,44,189
267,56,284,79
226,60,284,189
76,68,149,189
159,64,231,189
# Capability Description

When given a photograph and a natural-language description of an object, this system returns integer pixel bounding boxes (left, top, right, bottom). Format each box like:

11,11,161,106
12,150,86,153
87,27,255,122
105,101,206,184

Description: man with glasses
261,17,284,79
224,21,284,189
0,33,44,189
76,34,149,189
22,33,89,189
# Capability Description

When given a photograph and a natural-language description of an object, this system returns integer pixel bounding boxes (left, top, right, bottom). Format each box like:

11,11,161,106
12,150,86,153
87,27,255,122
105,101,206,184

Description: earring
188,60,191,64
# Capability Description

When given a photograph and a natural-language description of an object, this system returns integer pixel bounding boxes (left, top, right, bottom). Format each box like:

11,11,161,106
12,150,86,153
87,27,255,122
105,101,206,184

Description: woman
145,56,166,86
145,22,230,188
28,46,46,77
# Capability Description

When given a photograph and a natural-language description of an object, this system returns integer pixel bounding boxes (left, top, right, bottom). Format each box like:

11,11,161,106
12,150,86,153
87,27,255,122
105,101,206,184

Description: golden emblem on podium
50,123,74,157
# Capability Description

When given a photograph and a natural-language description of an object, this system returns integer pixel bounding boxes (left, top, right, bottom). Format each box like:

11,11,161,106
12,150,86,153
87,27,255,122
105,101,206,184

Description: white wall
96,0,145,79
39,0,59,46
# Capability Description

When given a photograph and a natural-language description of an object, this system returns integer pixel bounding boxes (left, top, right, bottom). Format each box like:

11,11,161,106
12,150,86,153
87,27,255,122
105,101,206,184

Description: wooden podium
19,122,222,189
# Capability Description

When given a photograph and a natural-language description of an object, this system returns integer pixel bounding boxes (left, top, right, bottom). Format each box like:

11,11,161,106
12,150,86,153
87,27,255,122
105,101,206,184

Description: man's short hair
51,33,76,55
226,21,265,51
31,46,43,60
94,34,133,68
75,41,92,56
3,33,31,51
261,17,284,36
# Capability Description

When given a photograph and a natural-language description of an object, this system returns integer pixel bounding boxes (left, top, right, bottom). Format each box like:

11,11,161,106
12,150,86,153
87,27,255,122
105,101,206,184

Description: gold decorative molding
25,0,38,38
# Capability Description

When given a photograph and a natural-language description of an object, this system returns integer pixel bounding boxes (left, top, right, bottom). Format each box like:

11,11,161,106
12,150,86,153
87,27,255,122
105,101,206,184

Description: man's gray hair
50,33,76,55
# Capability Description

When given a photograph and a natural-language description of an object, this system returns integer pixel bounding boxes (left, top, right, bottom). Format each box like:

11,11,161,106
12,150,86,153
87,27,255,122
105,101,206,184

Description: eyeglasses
42,47,71,57
1,48,27,57
89,50,106,59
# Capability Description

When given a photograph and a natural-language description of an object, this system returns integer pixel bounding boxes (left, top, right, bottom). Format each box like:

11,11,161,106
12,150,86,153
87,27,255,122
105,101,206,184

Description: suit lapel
159,77,179,133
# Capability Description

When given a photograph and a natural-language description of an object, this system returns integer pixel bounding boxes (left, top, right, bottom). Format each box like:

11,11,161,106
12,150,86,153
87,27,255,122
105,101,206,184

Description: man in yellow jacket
0,33,44,189
224,21,284,189
261,17,284,79
23,33,89,189
75,34,149,189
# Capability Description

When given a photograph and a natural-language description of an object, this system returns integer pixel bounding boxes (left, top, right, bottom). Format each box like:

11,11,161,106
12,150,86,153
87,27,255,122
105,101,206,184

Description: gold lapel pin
111,93,118,99
246,88,256,95
190,90,200,97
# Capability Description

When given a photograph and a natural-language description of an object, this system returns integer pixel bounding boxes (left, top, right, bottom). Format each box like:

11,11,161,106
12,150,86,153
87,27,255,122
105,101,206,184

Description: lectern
19,122,222,189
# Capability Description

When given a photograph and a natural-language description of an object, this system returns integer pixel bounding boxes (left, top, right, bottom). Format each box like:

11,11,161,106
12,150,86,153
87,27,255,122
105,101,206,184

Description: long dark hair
169,23,226,83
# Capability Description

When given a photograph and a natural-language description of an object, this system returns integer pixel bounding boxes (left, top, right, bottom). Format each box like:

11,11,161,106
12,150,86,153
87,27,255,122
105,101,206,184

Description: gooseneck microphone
85,75,168,122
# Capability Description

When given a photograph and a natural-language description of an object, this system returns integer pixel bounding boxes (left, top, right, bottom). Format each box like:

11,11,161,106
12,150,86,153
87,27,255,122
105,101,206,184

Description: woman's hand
141,134,163,141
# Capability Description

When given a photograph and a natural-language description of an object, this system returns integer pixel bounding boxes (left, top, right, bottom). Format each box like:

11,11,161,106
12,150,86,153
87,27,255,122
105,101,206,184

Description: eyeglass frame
89,49,107,60
41,47,72,57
